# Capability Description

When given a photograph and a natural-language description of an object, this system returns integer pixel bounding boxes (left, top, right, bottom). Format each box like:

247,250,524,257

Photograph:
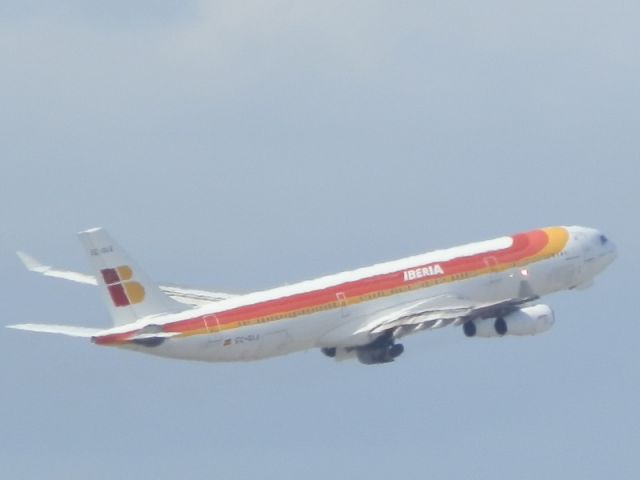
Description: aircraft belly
11,225,617,367
126,259,577,362
133,313,331,362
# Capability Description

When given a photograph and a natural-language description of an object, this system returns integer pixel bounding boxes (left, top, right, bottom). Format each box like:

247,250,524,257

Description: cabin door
336,292,350,317
203,314,220,334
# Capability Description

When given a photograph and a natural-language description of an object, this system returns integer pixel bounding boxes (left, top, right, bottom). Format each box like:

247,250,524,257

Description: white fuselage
108,226,616,362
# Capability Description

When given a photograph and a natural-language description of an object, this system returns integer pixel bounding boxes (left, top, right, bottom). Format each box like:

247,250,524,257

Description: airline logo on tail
101,266,145,307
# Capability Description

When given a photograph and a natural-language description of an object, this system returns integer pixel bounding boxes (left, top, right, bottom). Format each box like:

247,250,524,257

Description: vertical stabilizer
77,228,185,326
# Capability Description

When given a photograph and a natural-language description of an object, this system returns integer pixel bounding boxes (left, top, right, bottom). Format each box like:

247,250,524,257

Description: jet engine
463,304,555,338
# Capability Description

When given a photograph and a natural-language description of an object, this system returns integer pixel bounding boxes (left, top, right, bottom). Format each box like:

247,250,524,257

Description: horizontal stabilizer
7,323,101,338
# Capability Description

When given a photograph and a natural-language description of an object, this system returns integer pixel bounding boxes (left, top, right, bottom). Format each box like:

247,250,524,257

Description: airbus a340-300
8,226,616,365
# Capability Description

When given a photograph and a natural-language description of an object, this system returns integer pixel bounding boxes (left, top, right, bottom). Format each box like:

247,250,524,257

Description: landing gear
321,347,337,358
388,343,404,358
463,318,508,337
494,317,507,335
355,332,404,365
463,321,476,337
320,333,405,364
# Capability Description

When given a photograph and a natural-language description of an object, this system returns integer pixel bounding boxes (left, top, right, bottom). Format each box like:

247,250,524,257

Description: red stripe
97,229,552,345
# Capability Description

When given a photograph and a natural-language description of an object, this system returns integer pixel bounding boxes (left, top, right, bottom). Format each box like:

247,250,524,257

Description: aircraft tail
77,228,185,326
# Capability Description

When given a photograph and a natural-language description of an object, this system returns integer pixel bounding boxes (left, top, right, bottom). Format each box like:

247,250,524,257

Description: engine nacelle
463,304,555,338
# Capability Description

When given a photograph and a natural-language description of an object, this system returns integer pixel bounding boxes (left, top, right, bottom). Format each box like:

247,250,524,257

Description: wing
17,251,237,307
356,279,538,338
7,323,102,337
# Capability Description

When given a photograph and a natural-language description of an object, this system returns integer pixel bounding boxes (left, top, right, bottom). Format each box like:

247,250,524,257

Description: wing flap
355,294,482,335
359,287,539,336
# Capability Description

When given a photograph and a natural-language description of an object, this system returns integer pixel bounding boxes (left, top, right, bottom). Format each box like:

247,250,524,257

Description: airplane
7,226,616,365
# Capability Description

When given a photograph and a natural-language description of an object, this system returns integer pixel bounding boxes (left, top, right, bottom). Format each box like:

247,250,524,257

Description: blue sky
1,2,638,478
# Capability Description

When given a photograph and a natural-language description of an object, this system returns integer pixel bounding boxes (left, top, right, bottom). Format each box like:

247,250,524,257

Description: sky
1,1,638,478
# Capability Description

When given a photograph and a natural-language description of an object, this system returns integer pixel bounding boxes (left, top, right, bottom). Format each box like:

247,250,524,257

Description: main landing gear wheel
355,337,405,364
463,321,476,337
494,317,507,335
321,347,337,358
388,343,404,359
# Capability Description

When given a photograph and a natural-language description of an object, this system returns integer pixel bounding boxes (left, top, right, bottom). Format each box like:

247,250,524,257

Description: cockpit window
600,234,608,245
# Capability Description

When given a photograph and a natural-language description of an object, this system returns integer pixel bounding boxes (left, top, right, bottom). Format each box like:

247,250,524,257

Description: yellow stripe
122,228,572,344
537,227,570,260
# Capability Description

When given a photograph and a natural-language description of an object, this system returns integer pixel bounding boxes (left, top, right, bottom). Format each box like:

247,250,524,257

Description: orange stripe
96,227,568,346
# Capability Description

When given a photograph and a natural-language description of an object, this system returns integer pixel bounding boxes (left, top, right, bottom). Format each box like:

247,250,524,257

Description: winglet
17,251,49,273
17,250,98,285
16,249,235,305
